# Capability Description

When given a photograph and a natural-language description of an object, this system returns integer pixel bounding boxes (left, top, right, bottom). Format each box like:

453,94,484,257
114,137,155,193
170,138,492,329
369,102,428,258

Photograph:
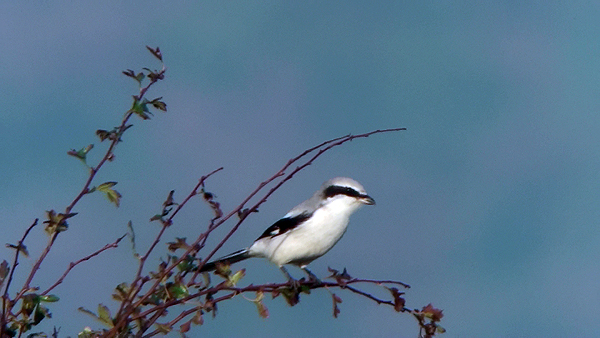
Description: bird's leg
280,266,301,289
302,267,322,285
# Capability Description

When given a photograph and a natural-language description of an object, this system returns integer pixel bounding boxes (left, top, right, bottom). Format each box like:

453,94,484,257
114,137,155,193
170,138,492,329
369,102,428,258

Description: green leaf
39,295,59,302
122,69,144,85
78,305,113,328
33,304,50,324
97,182,117,190
168,283,189,299
67,144,94,165
97,182,122,207
129,97,152,120
227,269,245,286
97,304,113,328
21,294,39,317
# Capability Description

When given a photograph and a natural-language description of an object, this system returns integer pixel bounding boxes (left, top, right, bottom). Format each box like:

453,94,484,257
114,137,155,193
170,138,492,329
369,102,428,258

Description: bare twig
41,234,127,295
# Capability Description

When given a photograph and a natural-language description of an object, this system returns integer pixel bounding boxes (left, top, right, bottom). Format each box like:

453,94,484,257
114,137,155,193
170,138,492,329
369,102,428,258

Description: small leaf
95,129,112,142
227,269,245,287
167,238,189,252
214,263,232,279
97,182,121,207
168,283,189,299
127,221,138,258
0,260,9,280
39,295,59,302
67,144,94,165
180,320,191,333
33,304,50,324
421,303,444,322
148,97,167,112
97,182,117,190
43,210,74,235
254,291,269,319
22,294,40,317
387,287,406,312
331,293,342,318
192,310,204,325
6,243,29,257
112,283,130,302
97,304,113,327
155,323,172,334
129,97,152,120
146,46,163,61
281,287,300,306
327,267,352,286
78,307,98,319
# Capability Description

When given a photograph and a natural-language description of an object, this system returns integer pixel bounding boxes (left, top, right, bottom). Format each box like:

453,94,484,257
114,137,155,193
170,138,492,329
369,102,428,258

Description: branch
1,219,38,337
196,128,407,273
108,127,407,335
17,67,164,302
111,167,223,328
41,234,127,295
135,275,411,337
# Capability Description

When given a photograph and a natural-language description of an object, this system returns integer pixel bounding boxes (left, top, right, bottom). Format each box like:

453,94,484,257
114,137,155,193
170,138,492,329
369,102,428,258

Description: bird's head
320,177,375,210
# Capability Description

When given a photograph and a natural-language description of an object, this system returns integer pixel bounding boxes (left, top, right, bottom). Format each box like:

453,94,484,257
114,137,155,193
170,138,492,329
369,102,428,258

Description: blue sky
2,2,600,337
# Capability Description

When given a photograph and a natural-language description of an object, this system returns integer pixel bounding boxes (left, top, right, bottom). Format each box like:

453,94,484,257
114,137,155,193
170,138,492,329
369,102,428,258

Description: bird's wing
256,212,312,240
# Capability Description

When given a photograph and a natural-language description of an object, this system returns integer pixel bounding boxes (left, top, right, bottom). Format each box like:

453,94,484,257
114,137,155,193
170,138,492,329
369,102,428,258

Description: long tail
199,249,251,272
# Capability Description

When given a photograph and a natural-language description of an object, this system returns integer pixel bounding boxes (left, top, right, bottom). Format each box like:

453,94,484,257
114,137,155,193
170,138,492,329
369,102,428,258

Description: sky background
1,1,600,337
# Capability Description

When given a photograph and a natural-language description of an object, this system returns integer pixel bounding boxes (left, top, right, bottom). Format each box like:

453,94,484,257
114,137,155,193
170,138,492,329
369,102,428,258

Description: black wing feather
256,212,312,240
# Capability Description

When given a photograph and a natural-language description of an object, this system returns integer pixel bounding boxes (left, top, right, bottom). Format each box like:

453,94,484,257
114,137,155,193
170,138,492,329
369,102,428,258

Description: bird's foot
302,267,322,285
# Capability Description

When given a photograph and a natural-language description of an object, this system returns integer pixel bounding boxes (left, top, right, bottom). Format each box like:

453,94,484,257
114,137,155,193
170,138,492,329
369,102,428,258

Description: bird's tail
198,249,251,272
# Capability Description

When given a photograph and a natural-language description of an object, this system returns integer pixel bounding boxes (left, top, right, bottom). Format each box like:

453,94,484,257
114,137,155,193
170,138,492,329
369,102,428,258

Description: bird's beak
361,195,376,205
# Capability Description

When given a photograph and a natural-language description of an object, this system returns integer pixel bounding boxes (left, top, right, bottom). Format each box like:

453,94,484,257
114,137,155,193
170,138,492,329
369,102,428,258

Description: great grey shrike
199,177,375,279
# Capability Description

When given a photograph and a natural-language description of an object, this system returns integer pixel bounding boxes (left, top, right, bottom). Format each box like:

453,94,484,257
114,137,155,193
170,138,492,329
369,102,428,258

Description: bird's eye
324,185,360,198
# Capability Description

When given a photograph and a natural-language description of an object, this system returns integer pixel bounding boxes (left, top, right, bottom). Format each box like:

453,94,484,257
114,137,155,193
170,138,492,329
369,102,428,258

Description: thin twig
41,234,127,295
1,219,38,337
111,167,223,329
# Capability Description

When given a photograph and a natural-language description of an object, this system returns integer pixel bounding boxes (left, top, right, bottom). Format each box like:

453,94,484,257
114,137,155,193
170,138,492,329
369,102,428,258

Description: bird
199,177,375,281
